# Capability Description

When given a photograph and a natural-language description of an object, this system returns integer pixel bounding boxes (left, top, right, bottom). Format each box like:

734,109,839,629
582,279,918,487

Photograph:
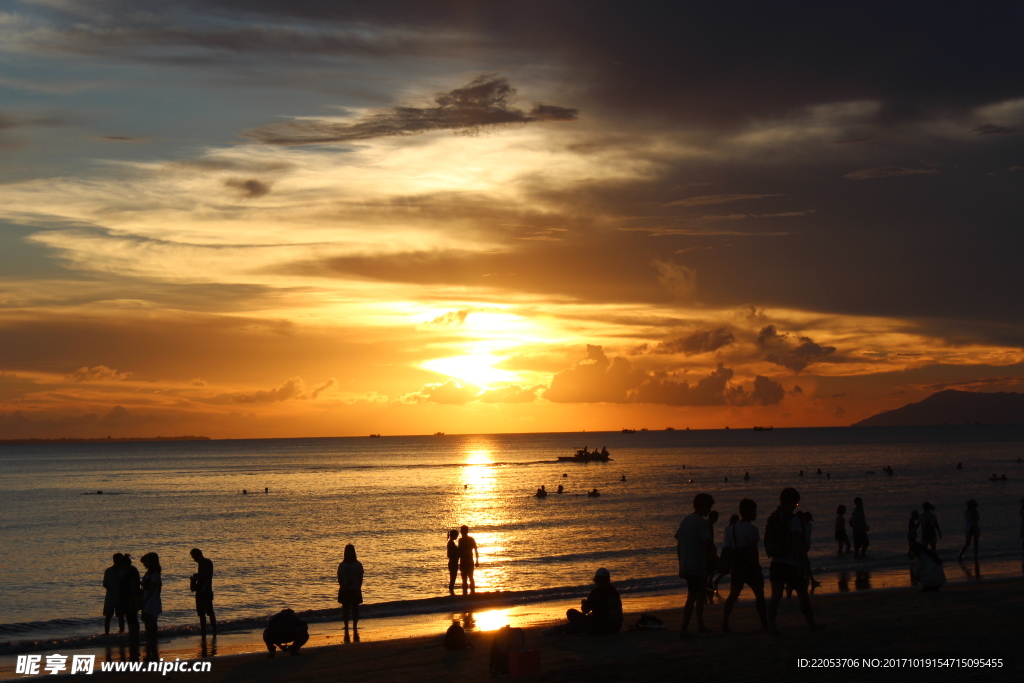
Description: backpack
763,509,793,559
443,622,472,650
489,625,526,677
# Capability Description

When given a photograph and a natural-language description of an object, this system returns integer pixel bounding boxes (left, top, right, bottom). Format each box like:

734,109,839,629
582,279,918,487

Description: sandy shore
86,576,1022,683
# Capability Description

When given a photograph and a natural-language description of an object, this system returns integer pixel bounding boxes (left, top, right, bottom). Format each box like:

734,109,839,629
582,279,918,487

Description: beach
71,576,1022,683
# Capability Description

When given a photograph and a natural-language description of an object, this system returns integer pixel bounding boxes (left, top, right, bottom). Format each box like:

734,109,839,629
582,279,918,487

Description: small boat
369,434,381,438
621,428,635,434
558,446,611,463
665,427,675,431
639,428,648,432
433,432,445,436
587,489,601,497
753,426,773,431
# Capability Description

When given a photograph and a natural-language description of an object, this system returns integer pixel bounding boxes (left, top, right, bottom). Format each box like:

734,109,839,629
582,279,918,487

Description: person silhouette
920,502,942,552
766,488,820,635
139,553,162,655
562,568,623,635
721,499,768,633
102,553,125,635
851,498,869,558
907,510,920,558
910,543,946,591
458,526,479,595
118,554,141,649
958,500,980,562
834,505,851,555
446,530,460,595
189,548,216,637
263,609,308,657
337,544,364,641
675,492,715,637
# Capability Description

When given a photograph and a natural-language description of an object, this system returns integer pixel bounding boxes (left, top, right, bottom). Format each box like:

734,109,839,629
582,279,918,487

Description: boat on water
753,426,773,431
621,428,635,434
369,434,381,438
433,432,445,436
558,446,611,462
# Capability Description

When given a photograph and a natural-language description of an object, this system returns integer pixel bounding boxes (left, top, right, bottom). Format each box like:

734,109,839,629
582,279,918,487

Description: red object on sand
509,649,542,677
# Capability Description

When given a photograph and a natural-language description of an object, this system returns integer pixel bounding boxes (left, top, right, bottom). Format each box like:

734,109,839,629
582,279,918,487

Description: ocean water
2,426,1023,650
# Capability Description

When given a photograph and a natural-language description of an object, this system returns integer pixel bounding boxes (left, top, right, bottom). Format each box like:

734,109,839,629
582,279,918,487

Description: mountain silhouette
854,389,1024,427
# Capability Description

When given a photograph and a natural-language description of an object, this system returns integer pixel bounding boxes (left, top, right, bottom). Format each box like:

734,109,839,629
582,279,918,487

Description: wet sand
92,576,1022,683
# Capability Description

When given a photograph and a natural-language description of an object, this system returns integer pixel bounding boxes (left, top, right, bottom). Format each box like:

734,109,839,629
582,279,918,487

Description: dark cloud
0,372,40,401
652,327,735,356
243,75,576,145
224,177,272,198
972,124,1017,136
98,135,150,143
844,166,940,180
663,194,782,208
748,375,786,406
630,364,741,406
210,376,335,404
543,345,648,404
757,326,836,373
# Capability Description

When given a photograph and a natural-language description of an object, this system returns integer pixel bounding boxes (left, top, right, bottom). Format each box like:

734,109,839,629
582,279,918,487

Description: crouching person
565,567,623,635
263,608,309,657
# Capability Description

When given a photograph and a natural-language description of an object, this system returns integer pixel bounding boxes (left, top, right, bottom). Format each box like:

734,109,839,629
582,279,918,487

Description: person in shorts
766,488,820,635
337,543,365,641
674,492,715,636
102,553,125,635
190,548,216,637
720,498,768,633
458,525,479,595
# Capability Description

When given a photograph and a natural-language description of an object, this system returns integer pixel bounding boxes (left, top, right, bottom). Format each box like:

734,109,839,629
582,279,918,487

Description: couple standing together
446,526,480,595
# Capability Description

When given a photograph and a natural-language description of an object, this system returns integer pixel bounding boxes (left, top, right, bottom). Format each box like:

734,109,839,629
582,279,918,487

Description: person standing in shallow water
189,548,216,637
337,544,364,641
834,505,851,555
118,554,141,646
102,553,125,635
458,526,479,595
139,553,162,654
675,492,715,636
446,530,460,595
919,502,942,553
958,500,981,562
851,497,869,558
907,510,920,558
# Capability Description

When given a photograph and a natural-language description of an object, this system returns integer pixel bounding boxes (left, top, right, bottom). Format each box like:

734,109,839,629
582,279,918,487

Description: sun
421,354,519,388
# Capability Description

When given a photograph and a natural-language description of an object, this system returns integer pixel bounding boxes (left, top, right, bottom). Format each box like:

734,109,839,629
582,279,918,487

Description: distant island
854,389,1024,427
0,436,211,446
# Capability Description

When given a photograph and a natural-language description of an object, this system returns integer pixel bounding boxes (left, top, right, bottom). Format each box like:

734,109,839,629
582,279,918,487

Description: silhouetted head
190,548,203,561
112,552,123,564
739,498,757,521
836,504,846,515
779,487,800,511
854,497,863,507
593,567,611,584
804,511,814,522
966,499,977,508
692,493,715,515
460,525,469,536
448,529,459,541
910,510,919,519
729,514,740,525
122,553,132,566
922,501,933,511
140,552,161,572
708,510,720,524
343,544,357,562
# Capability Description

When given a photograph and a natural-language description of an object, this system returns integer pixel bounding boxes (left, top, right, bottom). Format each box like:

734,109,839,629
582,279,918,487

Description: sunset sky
2,2,1023,438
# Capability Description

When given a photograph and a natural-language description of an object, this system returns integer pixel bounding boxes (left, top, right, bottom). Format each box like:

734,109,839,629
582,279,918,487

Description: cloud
652,327,735,355
653,261,697,297
224,178,272,198
662,194,782,208
243,75,577,145
843,166,940,180
478,384,544,403
98,135,150,143
190,378,206,387
216,377,335,403
430,309,472,326
66,365,132,382
757,326,837,373
747,375,786,406
543,345,648,403
402,379,480,404
972,124,1017,136
630,363,742,406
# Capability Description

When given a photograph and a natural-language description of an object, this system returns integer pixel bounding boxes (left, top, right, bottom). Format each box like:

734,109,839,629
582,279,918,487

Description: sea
2,426,1023,655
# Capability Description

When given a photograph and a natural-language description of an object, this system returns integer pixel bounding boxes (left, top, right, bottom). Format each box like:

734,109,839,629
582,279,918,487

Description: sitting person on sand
561,567,623,635
263,609,309,657
910,543,946,591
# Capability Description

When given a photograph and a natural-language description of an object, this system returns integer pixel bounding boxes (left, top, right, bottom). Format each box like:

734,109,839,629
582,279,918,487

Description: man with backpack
764,487,821,635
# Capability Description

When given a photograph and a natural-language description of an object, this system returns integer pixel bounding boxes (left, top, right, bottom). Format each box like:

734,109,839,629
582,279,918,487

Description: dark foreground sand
97,578,1022,683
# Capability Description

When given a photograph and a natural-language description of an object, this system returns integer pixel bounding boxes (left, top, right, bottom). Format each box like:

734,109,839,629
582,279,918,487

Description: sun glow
421,354,520,388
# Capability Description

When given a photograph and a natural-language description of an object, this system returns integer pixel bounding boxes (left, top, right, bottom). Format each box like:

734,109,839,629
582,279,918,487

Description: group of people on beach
100,548,215,656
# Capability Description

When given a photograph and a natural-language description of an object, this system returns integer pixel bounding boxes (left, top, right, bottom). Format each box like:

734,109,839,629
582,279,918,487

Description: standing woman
139,553,162,653
907,510,920,558
446,530,460,595
957,500,980,561
337,544,364,641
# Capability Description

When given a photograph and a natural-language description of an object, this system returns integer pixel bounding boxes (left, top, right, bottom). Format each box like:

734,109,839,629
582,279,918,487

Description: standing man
920,502,942,553
102,553,125,635
675,492,715,636
458,525,479,595
765,487,821,635
190,548,217,637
